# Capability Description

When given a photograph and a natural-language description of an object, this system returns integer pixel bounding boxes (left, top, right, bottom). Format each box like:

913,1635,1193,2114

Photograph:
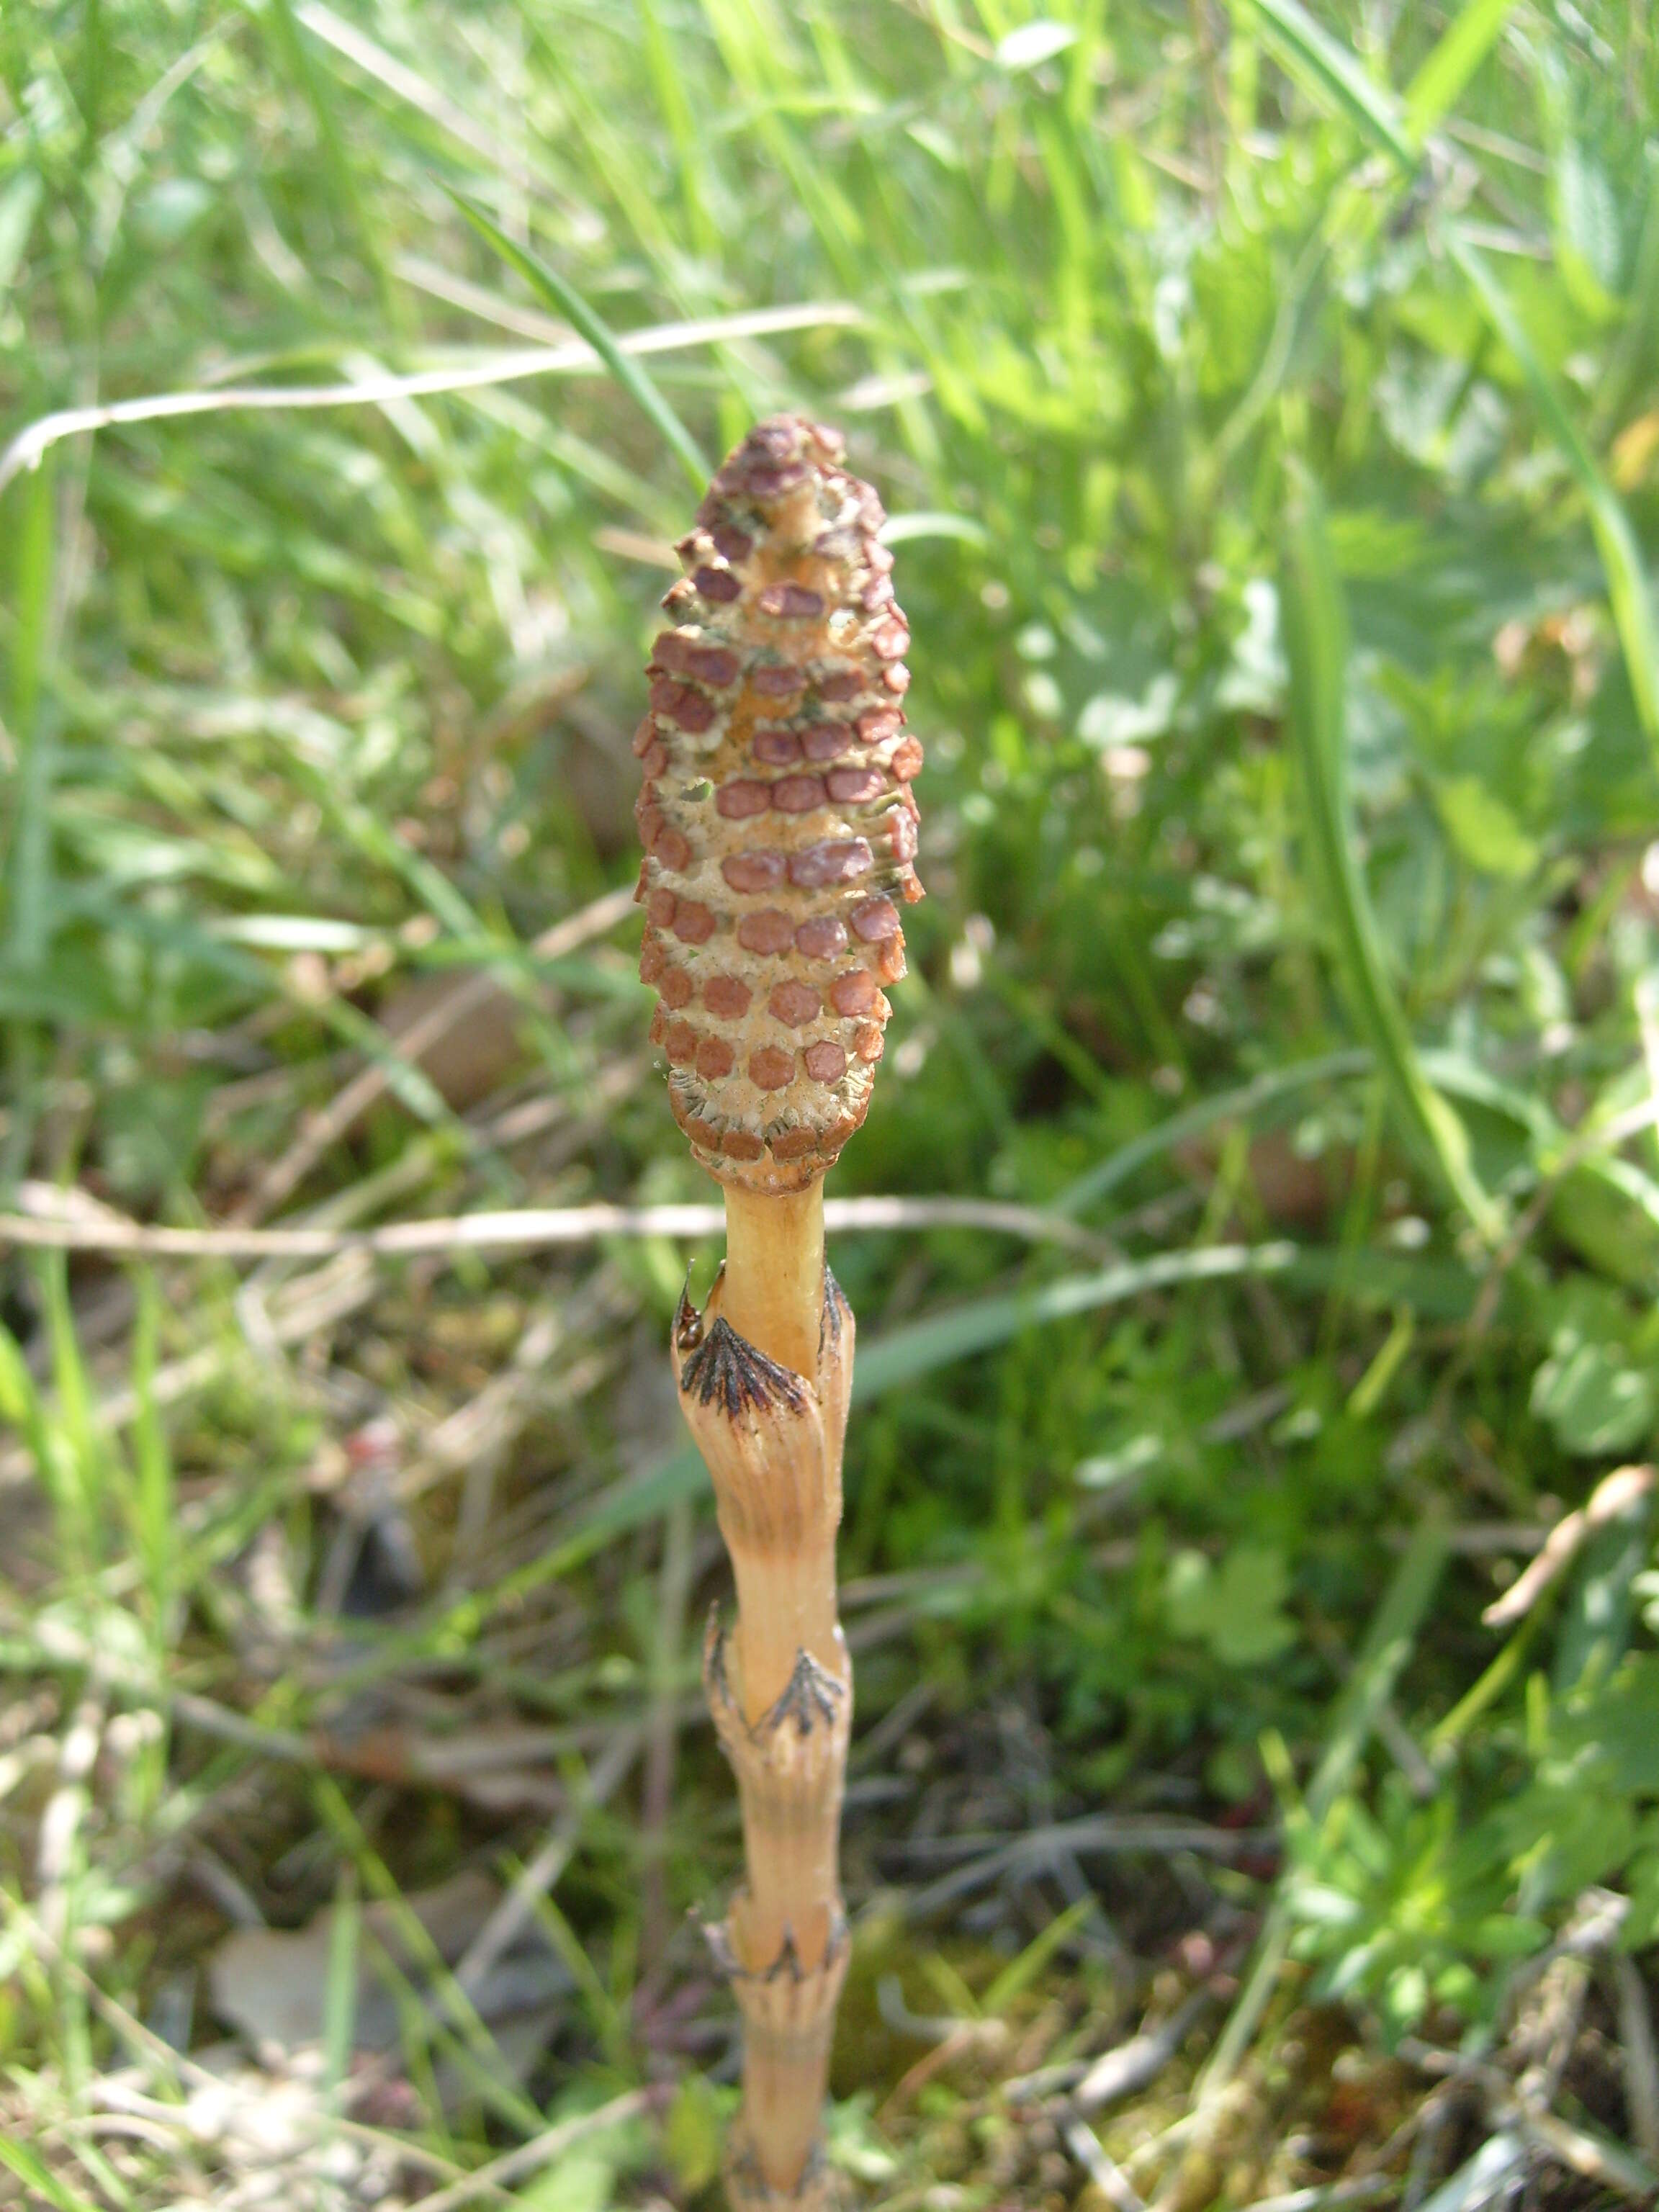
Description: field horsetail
634,416,922,2208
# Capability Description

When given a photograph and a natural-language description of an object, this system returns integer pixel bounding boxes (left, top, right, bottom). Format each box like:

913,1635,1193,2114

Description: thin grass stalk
634,417,922,2206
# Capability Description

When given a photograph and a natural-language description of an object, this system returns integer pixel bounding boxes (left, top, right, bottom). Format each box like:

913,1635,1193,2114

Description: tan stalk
633,417,922,2208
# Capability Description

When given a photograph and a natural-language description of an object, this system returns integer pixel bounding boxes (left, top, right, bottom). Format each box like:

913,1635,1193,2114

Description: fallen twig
1007,1984,1217,2112
0,302,866,496
454,1729,640,1998
1481,1463,1654,1625
1237,2179,1398,2212
364,2086,657,2212
1059,2108,1146,2212
2,1185,1115,1261
1521,2105,1658,2203
0,1249,378,1489
898,1818,1277,1919
0,1895,482,2193
235,881,638,1223
1611,1953,1659,2164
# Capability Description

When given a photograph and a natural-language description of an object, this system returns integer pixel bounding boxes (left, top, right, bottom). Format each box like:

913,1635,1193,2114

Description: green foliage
1287,1778,1549,2038
1530,1282,1659,1458
1287,1649,1659,2035
1166,1541,1298,1668
663,2074,730,2195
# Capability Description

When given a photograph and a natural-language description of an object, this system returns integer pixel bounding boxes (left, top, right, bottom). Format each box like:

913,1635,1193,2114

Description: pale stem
720,1179,825,1379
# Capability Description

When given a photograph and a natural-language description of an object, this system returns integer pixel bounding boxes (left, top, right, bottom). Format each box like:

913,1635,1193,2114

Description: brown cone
635,415,922,1193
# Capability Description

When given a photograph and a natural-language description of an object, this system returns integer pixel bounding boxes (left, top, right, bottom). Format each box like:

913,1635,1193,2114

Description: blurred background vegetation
4,1,1659,2206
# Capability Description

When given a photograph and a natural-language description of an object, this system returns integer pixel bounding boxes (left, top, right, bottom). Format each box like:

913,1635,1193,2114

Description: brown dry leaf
208,1868,569,2065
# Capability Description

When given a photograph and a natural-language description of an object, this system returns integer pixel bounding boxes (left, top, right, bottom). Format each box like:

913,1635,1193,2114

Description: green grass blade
261,0,400,323
1200,1510,1449,2093
322,1863,361,2103
850,1241,1300,1397
697,0,866,290
1279,470,1501,1241
981,1896,1095,2015
129,1274,176,1637
639,0,719,262
310,1777,547,2136
2,459,56,977
42,1251,107,1565
446,189,710,492
1404,0,1520,136
1450,231,1659,774
1243,0,1658,780
0,1320,63,1537
1056,1050,1373,1215
3,457,52,741
0,2138,101,2212
878,511,992,548
1236,0,1416,171
0,169,44,297
1595,146,1659,434
1305,1510,1450,1819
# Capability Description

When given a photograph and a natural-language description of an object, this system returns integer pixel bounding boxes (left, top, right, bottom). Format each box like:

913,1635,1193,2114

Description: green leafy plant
6,0,1659,2203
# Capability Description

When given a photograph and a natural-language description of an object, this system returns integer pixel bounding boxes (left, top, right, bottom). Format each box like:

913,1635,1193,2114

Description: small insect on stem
673,1275,706,1354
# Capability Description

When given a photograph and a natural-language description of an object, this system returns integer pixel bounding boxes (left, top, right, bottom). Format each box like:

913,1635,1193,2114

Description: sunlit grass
3,1,1658,2203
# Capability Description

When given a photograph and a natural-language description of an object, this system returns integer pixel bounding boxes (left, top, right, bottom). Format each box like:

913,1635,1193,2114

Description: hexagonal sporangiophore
634,415,922,1192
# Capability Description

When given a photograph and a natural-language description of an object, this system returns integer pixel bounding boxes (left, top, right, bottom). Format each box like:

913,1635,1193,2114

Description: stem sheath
676,1175,852,2207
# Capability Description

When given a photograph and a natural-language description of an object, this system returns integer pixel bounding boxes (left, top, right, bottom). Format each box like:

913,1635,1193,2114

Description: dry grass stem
1,1187,1108,1261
